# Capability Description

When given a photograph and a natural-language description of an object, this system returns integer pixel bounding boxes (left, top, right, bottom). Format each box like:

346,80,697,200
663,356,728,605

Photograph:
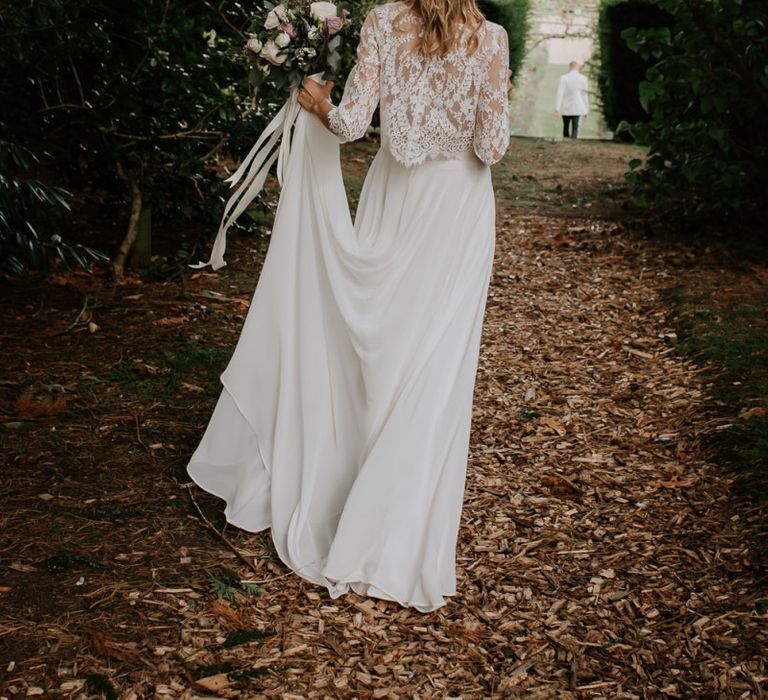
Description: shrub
596,0,672,133
0,141,107,275
0,0,262,276
619,0,768,230
0,1,376,276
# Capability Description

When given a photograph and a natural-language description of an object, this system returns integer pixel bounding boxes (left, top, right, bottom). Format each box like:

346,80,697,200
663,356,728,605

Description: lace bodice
327,2,510,167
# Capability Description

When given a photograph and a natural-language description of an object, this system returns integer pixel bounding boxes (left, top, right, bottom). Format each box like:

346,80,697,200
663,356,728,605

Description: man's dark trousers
562,115,580,139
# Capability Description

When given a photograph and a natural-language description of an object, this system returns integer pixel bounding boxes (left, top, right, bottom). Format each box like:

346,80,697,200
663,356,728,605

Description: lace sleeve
473,26,510,166
327,9,381,143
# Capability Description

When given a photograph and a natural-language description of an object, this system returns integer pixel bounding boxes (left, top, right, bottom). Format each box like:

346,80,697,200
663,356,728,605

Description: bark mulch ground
1,137,766,699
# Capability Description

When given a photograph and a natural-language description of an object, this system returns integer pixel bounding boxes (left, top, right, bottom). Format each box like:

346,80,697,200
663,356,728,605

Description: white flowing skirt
187,111,496,612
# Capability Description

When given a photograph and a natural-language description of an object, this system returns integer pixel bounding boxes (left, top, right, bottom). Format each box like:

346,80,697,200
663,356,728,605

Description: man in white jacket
555,62,590,139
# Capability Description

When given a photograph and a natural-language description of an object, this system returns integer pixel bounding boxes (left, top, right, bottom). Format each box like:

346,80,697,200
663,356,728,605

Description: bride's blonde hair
401,0,485,56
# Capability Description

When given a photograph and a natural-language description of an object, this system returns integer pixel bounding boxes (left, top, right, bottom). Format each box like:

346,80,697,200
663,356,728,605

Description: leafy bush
478,0,531,80
0,1,375,276
618,0,768,230
596,0,672,133
0,0,262,275
0,141,106,274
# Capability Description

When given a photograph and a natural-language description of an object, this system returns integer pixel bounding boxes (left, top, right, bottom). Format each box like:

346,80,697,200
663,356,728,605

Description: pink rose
280,22,297,38
325,16,343,35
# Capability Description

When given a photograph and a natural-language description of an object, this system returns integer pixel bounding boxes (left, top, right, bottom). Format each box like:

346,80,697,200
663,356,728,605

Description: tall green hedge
597,0,671,133
619,0,768,230
478,0,531,80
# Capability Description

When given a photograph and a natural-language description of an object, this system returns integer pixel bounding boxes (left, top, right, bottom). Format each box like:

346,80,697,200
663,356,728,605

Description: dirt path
1,138,765,698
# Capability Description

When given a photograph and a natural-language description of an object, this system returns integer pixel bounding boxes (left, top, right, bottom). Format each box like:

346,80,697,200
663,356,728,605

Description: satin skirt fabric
187,111,496,612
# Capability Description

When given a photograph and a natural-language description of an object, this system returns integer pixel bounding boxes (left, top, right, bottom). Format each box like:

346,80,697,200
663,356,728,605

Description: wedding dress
187,1,510,612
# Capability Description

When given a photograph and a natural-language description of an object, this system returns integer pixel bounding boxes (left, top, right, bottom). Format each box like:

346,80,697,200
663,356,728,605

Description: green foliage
596,0,672,133
0,1,259,230
617,0,768,229
41,550,105,572
0,1,374,274
209,571,261,602
478,0,531,80
0,141,107,274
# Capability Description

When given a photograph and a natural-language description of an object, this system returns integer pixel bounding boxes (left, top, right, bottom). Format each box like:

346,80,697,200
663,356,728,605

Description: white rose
310,2,338,22
274,32,291,48
265,4,289,29
260,40,288,65
245,36,263,54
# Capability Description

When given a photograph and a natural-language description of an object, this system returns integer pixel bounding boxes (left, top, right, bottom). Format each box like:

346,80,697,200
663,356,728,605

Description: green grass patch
671,297,768,503
108,339,231,403
165,339,231,378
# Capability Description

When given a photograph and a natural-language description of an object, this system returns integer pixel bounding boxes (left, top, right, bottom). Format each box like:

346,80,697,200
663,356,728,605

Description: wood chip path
0,139,765,698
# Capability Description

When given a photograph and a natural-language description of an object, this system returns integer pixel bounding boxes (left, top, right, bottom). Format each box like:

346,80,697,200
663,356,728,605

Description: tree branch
205,0,247,39
98,126,225,141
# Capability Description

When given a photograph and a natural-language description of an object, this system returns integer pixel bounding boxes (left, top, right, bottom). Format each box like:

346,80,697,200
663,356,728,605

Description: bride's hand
298,77,336,115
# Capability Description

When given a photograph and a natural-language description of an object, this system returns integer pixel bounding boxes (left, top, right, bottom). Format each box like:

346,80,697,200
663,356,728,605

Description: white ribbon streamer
191,73,324,271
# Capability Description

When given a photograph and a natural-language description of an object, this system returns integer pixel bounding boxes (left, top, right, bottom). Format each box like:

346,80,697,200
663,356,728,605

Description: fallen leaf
539,417,566,435
181,382,205,394
739,406,768,420
153,316,189,327
647,476,700,489
194,674,230,692
13,395,68,418
209,599,246,629
9,562,37,573
542,474,581,494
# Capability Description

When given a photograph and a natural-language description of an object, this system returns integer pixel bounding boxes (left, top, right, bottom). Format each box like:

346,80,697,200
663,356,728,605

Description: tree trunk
130,204,152,270
112,161,143,280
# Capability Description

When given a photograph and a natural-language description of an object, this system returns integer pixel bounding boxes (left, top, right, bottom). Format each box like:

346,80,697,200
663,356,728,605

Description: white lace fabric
328,2,510,166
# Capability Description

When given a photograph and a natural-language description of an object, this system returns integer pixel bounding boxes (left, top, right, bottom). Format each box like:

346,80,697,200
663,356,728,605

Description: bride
187,0,511,612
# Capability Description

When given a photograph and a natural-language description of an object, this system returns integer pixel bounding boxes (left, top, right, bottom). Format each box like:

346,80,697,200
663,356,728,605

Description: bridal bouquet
191,1,356,271
243,1,353,92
